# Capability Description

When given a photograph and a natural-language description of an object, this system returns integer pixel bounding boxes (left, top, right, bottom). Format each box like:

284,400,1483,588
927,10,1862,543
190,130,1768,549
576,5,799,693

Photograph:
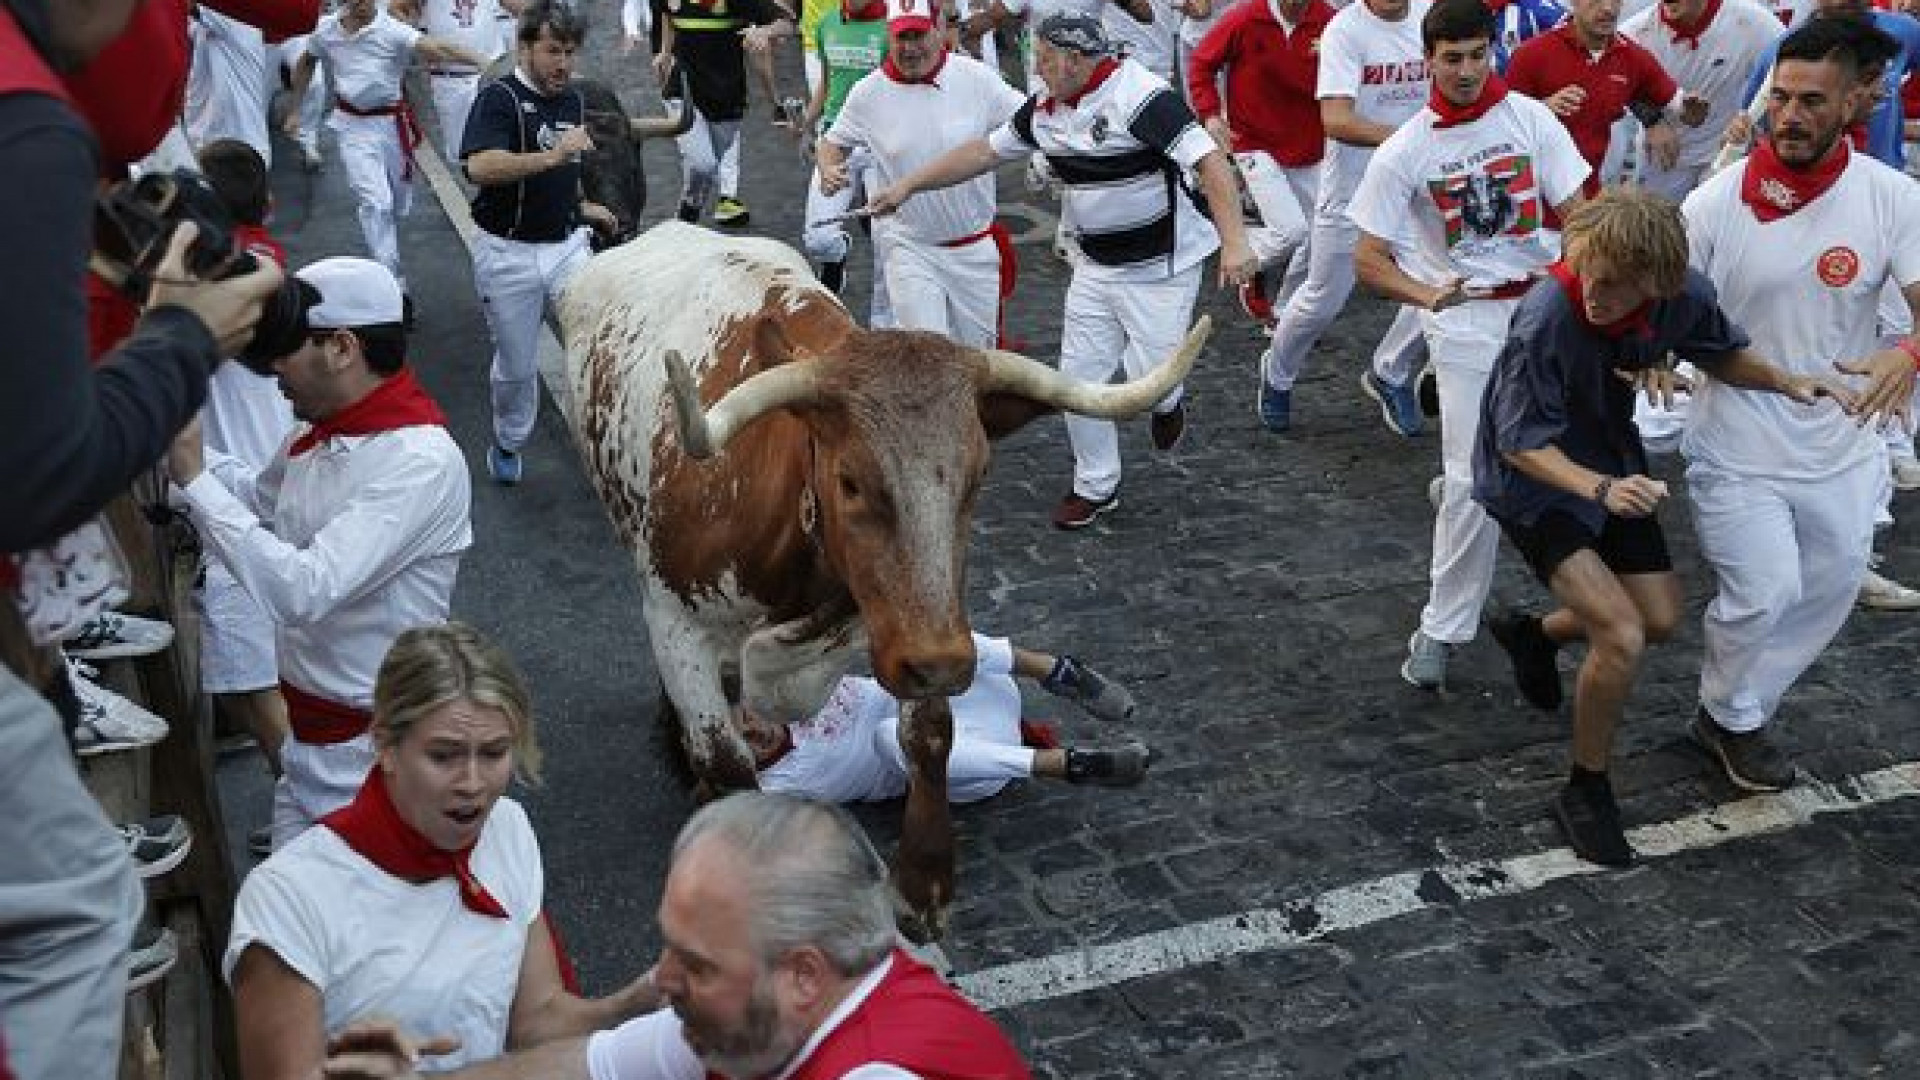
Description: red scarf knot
1040,57,1120,113
1657,0,1723,50
881,47,948,85
321,767,509,919
1547,260,1652,340
1739,134,1849,223
1429,72,1509,129
288,369,447,457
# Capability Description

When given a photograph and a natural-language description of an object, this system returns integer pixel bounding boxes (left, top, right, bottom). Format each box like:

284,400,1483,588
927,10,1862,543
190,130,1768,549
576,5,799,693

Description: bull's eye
838,473,861,500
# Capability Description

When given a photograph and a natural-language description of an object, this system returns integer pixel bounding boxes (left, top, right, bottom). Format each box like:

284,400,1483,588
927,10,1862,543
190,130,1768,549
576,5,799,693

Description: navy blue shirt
461,73,586,243
1474,268,1749,532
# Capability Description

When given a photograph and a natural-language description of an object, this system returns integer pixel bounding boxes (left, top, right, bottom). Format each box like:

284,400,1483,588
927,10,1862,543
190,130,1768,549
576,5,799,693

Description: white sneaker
66,657,169,756
1858,569,1920,611
127,925,178,994
1892,455,1920,493
62,610,174,660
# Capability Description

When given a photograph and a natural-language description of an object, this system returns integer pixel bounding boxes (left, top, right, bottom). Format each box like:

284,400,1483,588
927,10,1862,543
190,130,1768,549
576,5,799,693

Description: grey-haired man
868,12,1255,530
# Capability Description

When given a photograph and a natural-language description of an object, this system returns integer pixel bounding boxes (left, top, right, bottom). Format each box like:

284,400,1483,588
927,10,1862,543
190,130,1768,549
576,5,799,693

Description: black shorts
1498,508,1673,586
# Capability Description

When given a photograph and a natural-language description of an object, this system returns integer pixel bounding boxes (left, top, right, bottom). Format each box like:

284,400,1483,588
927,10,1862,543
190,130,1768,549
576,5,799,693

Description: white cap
297,257,404,329
886,0,937,33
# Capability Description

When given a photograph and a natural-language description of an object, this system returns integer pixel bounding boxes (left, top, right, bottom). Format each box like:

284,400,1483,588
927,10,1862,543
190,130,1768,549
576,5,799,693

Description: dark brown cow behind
558,222,1209,940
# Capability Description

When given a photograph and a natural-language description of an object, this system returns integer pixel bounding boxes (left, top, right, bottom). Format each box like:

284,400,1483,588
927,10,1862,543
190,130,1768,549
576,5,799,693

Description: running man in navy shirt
1473,189,1850,867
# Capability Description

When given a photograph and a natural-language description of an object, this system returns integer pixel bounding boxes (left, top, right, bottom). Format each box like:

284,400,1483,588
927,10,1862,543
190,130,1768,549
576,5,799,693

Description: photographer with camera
166,256,473,854
0,2,286,1078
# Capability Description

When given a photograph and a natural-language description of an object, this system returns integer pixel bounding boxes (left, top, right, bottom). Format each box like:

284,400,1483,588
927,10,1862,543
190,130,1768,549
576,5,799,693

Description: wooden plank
161,903,215,1080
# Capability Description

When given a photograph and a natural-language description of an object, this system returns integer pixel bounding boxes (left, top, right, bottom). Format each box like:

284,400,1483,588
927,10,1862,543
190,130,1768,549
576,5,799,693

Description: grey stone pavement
218,6,1920,1074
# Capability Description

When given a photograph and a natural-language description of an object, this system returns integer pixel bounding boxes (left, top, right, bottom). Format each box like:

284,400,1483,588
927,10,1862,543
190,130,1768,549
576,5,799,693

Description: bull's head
576,71,692,248
664,317,1211,701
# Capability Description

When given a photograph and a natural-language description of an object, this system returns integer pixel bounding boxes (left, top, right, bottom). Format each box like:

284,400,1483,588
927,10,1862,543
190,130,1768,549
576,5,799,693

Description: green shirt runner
813,7,889,129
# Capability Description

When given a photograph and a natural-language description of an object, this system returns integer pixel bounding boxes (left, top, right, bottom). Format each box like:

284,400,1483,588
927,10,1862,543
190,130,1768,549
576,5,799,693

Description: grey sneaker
127,924,178,993
1065,741,1154,786
1400,630,1452,690
1691,709,1796,793
119,814,191,880
1040,655,1137,722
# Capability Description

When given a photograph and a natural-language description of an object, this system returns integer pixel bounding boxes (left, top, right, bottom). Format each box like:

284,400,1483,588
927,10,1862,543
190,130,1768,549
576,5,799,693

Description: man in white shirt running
419,0,523,161
1349,0,1590,691
820,0,1026,346
167,258,473,848
1621,0,1783,201
1679,16,1919,792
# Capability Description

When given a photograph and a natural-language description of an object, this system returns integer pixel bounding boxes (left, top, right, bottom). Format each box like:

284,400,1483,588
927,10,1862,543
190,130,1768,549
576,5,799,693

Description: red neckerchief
1847,122,1869,151
1739,134,1849,222
320,767,509,918
1429,72,1509,129
234,224,287,269
1658,0,1722,50
1040,57,1120,113
881,46,948,85
288,368,447,457
1547,260,1652,340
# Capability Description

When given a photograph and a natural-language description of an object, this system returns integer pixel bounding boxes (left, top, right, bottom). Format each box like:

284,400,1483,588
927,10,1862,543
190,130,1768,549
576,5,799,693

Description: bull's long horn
978,315,1211,418
632,69,695,139
666,350,827,459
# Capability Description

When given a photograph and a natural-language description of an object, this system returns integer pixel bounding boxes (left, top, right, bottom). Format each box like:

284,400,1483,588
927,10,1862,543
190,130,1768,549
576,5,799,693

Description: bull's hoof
889,869,950,944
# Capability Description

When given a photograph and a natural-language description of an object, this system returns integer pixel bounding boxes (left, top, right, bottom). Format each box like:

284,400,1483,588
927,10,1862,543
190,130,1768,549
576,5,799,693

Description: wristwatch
1593,476,1614,507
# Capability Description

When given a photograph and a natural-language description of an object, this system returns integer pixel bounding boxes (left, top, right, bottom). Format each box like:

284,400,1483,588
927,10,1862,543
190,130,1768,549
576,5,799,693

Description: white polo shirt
1621,0,1782,171
1314,0,1431,208
309,10,422,111
827,53,1025,246
1681,152,1920,480
186,8,274,165
225,798,544,1072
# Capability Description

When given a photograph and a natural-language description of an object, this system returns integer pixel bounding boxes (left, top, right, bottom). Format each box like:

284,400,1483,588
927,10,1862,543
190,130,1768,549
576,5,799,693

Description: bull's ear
978,393,1056,439
752,311,798,371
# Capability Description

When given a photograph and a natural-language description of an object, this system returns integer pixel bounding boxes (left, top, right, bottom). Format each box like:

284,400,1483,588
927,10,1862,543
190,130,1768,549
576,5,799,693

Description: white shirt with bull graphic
1347,91,1589,347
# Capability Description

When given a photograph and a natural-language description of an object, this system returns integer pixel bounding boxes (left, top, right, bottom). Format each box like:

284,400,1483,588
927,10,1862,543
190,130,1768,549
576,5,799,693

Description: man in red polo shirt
1186,0,1338,326
1508,0,1710,191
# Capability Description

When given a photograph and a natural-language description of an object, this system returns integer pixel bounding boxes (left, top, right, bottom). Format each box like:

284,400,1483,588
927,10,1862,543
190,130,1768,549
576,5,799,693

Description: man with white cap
819,0,1025,347
167,257,473,850
868,11,1256,530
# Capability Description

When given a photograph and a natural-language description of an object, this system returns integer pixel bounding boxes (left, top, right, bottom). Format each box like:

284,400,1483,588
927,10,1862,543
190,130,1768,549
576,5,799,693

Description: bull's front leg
891,695,955,944
647,605,759,798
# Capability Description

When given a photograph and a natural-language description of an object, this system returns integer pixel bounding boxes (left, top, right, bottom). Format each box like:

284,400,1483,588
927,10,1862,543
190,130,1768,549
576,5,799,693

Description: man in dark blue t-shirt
460,0,615,485
1472,189,1848,869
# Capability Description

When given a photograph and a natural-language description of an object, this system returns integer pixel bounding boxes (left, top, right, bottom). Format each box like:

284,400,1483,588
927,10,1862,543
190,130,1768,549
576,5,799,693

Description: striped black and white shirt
988,58,1220,282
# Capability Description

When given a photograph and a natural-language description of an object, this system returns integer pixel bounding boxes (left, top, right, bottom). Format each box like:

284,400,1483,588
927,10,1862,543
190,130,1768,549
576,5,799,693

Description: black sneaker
819,259,846,296
1416,363,1440,418
1065,741,1154,787
1551,779,1635,867
1040,655,1137,722
1488,612,1563,711
118,814,191,880
677,199,701,224
1150,400,1187,452
1691,709,1796,793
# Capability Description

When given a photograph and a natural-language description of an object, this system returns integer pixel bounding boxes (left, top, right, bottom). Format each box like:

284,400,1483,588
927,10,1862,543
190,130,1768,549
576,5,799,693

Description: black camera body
93,169,316,373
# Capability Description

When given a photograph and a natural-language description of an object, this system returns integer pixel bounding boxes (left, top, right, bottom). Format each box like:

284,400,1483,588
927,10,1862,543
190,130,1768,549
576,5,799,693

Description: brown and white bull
557,221,1208,940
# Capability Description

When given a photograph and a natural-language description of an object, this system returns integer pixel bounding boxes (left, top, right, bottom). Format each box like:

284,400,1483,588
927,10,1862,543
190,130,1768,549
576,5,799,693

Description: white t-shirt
186,8,275,166
224,799,544,1073
1621,0,1781,170
1348,92,1588,342
1681,154,1920,479
1102,0,1182,81
309,10,423,111
422,0,507,68
586,956,914,1080
1313,0,1431,208
827,54,1024,245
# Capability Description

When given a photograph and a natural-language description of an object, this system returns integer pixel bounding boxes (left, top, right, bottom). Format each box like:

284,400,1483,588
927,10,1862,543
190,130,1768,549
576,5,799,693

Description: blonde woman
225,623,658,1077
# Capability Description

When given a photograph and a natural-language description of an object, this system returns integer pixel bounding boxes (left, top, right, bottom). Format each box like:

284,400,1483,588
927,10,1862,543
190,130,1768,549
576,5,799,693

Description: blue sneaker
1360,369,1424,437
1257,380,1291,433
487,444,523,485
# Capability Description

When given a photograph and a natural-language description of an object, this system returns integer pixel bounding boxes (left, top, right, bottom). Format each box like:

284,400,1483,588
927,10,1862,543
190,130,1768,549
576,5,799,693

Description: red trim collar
1739,134,1850,223
1657,0,1724,50
1429,73,1509,129
288,369,446,457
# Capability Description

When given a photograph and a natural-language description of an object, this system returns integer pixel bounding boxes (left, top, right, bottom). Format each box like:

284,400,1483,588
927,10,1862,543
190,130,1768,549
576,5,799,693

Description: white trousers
473,229,593,451
877,229,1000,348
330,110,414,292
428,69,482,161
802,146,870,264
1419,300,1519,644
676,104,742,209
1263,199,1426,391
271,732,377,850
1060,265,1199,500
1690,458,1881,732
1237,151,1313,283
873,636,1031,804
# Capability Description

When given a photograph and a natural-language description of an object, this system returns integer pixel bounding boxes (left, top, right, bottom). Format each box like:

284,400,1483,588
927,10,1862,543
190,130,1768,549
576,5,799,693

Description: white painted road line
955,761,1920,1013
